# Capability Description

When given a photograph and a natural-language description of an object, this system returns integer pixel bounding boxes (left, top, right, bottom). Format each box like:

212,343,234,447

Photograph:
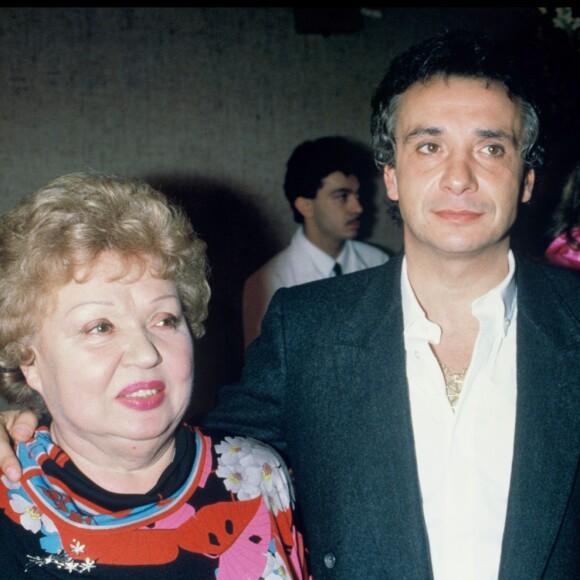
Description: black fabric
41,423,194,511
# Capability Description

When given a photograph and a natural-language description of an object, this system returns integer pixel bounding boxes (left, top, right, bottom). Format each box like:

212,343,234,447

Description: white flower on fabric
9,494,57,534
215,436,292,513
79,558,97,572
262,549,289,578
215,462,245,494
70,539,85,555
26,551,97,575
215,436,256,465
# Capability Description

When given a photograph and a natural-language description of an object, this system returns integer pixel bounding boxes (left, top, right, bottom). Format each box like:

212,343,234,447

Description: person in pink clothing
544,162,580,270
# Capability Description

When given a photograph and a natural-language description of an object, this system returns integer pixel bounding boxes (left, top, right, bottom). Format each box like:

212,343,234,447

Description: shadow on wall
345,138,382,244
144,175,281,418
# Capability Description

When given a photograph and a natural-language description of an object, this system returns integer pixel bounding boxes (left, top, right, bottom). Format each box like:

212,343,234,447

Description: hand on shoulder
0,409,38,482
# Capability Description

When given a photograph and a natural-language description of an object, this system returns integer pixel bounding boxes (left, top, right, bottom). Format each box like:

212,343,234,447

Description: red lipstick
116,380,166,411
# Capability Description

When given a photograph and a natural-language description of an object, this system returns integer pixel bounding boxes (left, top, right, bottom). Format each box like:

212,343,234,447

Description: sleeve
242,272,275,350
266,448,310,579
198,289,289,457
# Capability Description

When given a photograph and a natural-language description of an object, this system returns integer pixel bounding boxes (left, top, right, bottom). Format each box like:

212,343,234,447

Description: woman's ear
20,355,43,396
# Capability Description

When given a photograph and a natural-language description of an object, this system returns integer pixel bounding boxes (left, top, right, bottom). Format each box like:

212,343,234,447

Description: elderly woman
0,173,308,578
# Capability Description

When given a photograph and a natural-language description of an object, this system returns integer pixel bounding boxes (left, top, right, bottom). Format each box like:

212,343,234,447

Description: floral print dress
0,423,309,579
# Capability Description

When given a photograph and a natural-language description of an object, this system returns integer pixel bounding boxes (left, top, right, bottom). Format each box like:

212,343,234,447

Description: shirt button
324,552,336,569
414,350,420,359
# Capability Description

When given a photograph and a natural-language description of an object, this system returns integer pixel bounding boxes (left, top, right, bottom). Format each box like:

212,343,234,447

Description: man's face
297,171,363,251
383,76,534,259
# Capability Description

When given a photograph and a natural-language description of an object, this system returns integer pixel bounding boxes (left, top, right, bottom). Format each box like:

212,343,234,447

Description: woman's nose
123,330,162,368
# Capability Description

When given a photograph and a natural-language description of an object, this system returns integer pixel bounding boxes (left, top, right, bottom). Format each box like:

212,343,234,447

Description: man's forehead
319,171,360,191
395,76,523,137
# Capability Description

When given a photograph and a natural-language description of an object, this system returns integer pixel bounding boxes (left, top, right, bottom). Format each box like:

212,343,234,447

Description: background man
242,136,389,347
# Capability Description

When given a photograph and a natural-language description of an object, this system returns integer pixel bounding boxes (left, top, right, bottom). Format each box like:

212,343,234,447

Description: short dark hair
284,136,376,223
371,30,544,173
370,30,544,226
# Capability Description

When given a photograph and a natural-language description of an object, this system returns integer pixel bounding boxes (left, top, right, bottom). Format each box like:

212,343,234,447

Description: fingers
0,410,37,482
8,411,36,442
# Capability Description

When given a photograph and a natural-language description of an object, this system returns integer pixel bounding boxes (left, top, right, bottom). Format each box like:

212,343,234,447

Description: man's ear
294,196,314,220
521,168,535,203
383,166,399,201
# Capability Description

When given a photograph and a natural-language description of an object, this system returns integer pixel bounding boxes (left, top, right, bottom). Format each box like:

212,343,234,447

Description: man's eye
418,143,439,154
483,144,505,157
333,192,359,203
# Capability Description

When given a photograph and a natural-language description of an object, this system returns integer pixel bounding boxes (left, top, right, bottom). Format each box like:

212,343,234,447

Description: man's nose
440,153,478,195
347,194,363,213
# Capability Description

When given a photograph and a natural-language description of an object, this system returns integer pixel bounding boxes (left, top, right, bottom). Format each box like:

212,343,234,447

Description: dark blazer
201,253,580,579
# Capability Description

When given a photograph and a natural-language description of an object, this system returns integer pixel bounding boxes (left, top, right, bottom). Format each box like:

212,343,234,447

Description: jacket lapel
499,260,580,578
339,254,434,578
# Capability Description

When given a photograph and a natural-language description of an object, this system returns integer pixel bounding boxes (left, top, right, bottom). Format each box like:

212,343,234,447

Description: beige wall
0,7,552,413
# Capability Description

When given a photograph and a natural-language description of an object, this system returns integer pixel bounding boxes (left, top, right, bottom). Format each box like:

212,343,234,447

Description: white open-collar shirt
402,252,518,580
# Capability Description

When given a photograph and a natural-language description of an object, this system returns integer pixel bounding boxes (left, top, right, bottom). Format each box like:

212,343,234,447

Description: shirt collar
472,250,517,337
296,226,348,276
401,251,517,342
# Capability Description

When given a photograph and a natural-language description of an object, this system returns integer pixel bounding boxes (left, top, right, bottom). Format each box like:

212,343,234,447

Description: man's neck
405,243,511,369
406,243,511,307
303,227,345,260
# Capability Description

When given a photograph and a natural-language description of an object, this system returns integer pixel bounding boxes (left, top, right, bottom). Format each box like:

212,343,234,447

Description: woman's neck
49,423,177,494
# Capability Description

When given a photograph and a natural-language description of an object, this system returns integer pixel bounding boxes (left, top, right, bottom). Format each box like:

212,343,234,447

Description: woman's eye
156,315,180,329
87,322,113,335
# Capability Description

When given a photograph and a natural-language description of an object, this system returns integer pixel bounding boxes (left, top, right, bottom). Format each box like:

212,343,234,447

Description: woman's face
21,251,194,451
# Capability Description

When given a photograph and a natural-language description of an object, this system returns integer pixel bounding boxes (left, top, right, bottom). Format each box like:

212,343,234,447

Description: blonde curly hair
0,172,210,414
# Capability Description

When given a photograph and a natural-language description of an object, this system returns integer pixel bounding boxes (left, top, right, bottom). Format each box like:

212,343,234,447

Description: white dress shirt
402,252,518,580
243,226,389,347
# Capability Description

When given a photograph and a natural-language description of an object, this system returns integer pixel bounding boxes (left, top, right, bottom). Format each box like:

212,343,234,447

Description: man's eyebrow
402,127,517,144
403,127,442,143
476,128,516,143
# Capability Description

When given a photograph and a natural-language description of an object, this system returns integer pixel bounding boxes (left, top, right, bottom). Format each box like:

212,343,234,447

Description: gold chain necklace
435,356,468,412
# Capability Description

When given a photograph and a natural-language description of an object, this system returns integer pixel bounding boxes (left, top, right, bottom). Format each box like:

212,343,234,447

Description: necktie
333,262,343,276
